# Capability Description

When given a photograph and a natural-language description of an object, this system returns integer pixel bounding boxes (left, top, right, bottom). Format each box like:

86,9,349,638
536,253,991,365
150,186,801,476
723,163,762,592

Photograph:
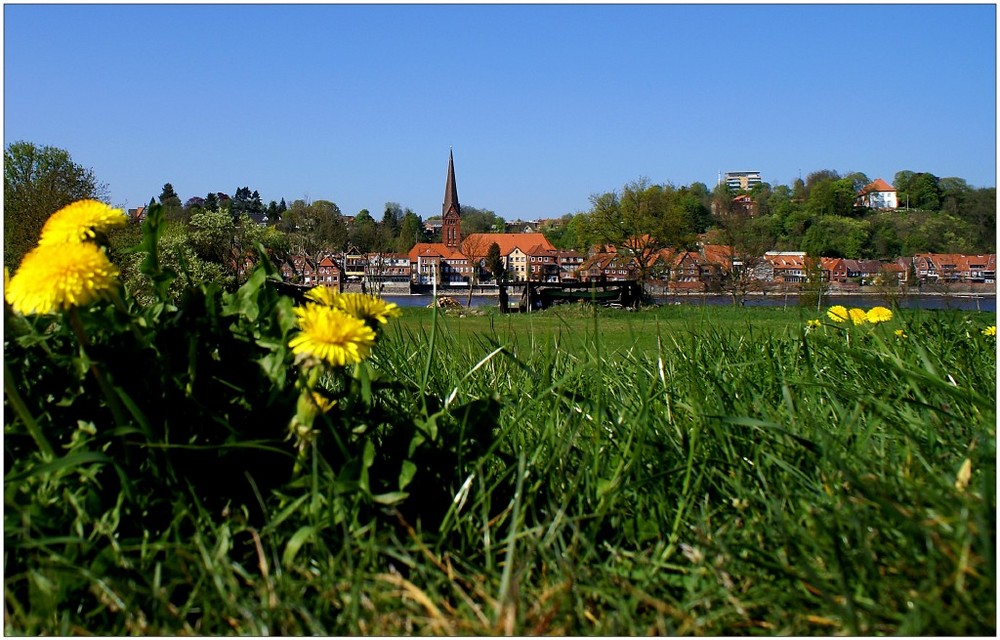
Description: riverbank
354,281,996,298
383,290,997,312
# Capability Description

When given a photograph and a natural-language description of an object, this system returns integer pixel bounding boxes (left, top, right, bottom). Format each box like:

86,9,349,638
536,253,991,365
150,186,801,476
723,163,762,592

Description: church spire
441,148,462,248
442,147,460,217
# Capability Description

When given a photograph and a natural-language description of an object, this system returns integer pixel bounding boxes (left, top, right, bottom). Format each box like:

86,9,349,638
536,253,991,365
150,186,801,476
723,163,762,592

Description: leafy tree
350,209,379,253
588,178,693,287
959,187,996,251
801,216,871,258
938,177,969,217
485,241,505,282
842,171,871,193
678,183,713,232
184,196,206,212
805,169,840,193
188,210,235,264
396,210,423,254
911,172,942,210
230,186,265,222
894,170,942,210
563,212,599,253
159,183,185,223
113,219,230,303
378,203,403,252
791,177,807,202
866,214,904,259
4,141,109,268
266,200,281,224
159,183,182,208
381,203,403,235
805,177,856,217
459,205,504,236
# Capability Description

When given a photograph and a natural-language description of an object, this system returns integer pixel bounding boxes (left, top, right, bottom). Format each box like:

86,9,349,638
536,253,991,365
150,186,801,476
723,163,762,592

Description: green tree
842,171,871,194
188,210,235,264
588,178,694,287
678,183,713,232
894,170,942,210
866,213,903,259
959,187,996,251
159,183,182,208
159,183,185,223
266,200,281,224
938,177,969,217
805,169,841,193
459,205,504,236
229,186,265,222
801,216,871,258
485,241,505,282
4,141,109,268
351,209,379,253
805,177,856,217
277,199,348,264
911,173,942,210
396,210,423,254
379,203,403,253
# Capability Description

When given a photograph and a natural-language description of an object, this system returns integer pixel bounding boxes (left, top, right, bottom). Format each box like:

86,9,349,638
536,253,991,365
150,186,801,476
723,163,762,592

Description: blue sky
4,3,996,221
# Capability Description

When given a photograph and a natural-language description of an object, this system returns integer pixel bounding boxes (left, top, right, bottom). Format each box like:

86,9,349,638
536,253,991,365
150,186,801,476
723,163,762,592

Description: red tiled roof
860,178,895,194
463,232,555,256
408,242,464,261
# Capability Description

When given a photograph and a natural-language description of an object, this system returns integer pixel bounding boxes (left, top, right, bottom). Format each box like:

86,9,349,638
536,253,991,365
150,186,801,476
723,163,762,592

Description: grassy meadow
5,223,996,636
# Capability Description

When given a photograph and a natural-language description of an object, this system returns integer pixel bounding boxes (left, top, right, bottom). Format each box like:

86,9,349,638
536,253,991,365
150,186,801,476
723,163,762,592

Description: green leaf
4,451,110,484
398,460,418,491
265,494,309,532
371,491,409,506
282,525,316,569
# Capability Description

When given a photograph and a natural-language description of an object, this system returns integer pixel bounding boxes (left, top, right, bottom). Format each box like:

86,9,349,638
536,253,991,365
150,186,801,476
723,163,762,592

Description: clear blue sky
4,3,996,221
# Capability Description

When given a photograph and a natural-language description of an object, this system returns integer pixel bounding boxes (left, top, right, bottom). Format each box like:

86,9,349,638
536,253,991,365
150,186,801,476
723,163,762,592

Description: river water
384,292,996,312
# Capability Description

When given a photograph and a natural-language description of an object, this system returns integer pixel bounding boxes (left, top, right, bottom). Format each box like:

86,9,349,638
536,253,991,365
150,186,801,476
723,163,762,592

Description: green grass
368,305,996,634
394,303,816,355
6,303,996,635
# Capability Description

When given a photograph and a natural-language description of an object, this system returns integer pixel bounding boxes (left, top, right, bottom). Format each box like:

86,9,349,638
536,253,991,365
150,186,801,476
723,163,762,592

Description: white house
857,178,898,210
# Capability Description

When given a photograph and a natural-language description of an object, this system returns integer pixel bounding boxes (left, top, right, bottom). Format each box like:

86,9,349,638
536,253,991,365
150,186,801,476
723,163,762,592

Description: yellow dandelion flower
806,319,822,329
38,200,127,246
894,329,907,339
311,391,336,414
304,285,339,306
334,292,402,326
827,305,849,323
5,242,119,315
866,306,893,324
982,325,996,337
848,308,868,325
289,303,377,367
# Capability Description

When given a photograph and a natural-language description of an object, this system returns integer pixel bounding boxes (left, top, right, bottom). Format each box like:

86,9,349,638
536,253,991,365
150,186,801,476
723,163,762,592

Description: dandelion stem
67,307,133,432
3,360,54,459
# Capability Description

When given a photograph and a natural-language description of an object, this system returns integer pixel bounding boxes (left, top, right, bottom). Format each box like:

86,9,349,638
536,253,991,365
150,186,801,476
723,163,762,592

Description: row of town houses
278,231,996,291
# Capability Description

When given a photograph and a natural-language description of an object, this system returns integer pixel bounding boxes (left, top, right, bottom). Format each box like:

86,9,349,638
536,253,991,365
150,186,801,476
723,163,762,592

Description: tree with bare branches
710,182,775,306
460,234,491,306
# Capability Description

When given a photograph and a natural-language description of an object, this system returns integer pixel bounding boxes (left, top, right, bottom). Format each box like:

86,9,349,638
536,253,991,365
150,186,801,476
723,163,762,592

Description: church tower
441,148,462,249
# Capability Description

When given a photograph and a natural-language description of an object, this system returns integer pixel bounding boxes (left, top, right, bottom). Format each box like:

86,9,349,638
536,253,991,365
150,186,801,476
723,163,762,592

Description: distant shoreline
376,288,997,299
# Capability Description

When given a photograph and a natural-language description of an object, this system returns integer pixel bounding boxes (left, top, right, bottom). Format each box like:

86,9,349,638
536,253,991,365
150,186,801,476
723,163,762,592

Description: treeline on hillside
4,141,995,287
544,170,995,261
